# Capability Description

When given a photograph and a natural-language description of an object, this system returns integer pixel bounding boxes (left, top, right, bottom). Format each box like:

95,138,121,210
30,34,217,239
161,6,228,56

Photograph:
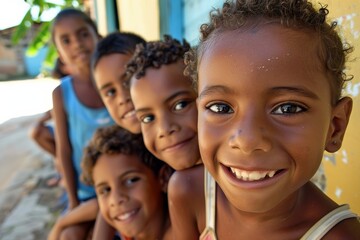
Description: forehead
197,24,332,100
131,61,192,96
53,16,94,36
93,153,148,178
200,25,323,80
95,53,131,72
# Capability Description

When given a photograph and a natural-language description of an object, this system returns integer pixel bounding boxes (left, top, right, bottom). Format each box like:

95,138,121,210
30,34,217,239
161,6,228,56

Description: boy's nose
157,114,180,138
228,112,272,154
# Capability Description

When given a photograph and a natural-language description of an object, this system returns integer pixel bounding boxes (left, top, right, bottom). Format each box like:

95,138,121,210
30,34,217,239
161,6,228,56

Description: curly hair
185,0,353,104
125,35,190,80
81,125,168,186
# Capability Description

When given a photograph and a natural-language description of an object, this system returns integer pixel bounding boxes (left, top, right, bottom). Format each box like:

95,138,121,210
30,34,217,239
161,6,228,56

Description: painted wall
183,0,222,45
319,0,360,214
116,0,160,41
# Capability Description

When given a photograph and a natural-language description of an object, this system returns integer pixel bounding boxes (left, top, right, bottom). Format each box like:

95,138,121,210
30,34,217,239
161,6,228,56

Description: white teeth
230,168,276,181
116,210,136,221
267,171,275,178
123,110,135,119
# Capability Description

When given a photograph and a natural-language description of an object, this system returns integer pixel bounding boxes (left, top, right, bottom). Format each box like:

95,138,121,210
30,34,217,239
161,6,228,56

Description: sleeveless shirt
61,76,114,200
200,171,358,240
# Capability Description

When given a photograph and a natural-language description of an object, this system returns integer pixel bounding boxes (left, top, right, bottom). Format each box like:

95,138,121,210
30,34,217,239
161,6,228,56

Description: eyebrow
198,85,319,99
135,90,193,113
99,73,127,91
94,169,140,188
198,85,236,100
270,86,319,99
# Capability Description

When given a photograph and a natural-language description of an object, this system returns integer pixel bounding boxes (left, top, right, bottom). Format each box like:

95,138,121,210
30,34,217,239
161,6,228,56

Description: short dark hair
81,125,168,186
126,35,190,80
185,0,353,105
91,31,146,72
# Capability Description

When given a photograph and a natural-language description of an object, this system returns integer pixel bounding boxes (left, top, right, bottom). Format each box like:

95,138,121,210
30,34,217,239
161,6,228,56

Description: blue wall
23,46,48,77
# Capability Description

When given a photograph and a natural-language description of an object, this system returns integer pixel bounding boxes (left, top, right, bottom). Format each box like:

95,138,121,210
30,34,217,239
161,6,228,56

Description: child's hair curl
81,125,167,186
126,35,190,80
185,0,353,104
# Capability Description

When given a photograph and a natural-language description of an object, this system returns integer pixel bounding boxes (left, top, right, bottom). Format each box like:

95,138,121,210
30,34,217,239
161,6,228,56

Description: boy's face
93,53,141,133
130,61,200,170
54,16,98,70
93,153,165,238
197,25,351,213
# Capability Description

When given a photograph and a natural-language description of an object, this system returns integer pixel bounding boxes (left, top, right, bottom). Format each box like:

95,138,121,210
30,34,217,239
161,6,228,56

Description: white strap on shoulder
204,168,216,229
301,204,358,240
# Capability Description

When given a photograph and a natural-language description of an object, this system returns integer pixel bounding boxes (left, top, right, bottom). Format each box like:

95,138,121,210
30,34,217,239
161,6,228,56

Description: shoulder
323,207,360,239
168,165,204,198
52,85,63,105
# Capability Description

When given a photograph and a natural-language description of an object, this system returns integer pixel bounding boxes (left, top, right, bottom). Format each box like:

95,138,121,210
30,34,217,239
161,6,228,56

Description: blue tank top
61,76,114,200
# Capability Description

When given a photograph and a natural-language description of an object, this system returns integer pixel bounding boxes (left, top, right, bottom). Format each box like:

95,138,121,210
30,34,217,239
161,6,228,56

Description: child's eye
80,30,90,39
140,114,154,124
105,88,116,97
272,103,306,115
174,100,190,111
124,177,140,186
206,103,234,114
97,186,111,196
61,37,70,45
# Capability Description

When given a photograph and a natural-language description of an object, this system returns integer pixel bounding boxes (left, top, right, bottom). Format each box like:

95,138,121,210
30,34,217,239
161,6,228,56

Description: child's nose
110,190,128,207
228,111,272,154
157,114,180,138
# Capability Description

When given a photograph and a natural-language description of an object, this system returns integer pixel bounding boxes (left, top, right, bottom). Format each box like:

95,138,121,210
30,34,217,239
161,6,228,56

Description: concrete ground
0,79,63,240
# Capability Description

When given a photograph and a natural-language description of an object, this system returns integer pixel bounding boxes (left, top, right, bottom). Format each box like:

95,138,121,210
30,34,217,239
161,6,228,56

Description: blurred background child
50,8,114,239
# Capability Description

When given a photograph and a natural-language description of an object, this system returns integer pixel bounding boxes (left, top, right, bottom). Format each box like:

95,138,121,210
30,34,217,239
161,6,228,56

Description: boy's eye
105,88,116,97
125,176,140,186
206,103,234,114
141,114,154,124
174,100,190,111
272,103,306,115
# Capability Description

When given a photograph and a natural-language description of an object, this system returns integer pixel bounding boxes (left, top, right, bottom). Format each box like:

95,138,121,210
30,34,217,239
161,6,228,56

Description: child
90,31,146,239
126,35,208,237
51,8,114,238
126,35,201,170
91,31,146,134
81,125,172,240
182,0,360,239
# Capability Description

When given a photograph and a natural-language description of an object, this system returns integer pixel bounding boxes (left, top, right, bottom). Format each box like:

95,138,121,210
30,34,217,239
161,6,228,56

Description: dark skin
168,164,205,239
192,24,360,239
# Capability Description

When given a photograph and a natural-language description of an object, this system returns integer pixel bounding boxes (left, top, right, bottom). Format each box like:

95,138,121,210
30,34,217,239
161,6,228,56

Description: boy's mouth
122,109,136,119
228,167,282,181
114,208,139,221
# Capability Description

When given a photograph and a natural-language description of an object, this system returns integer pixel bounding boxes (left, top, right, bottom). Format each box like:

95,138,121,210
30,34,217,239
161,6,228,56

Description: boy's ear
325,96,353,153
158,165,173,193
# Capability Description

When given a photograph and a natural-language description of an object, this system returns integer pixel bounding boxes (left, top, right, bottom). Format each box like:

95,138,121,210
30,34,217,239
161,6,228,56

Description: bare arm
52,86,79,209
48,198,99,240
168,167,205,240
92,211,116,240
